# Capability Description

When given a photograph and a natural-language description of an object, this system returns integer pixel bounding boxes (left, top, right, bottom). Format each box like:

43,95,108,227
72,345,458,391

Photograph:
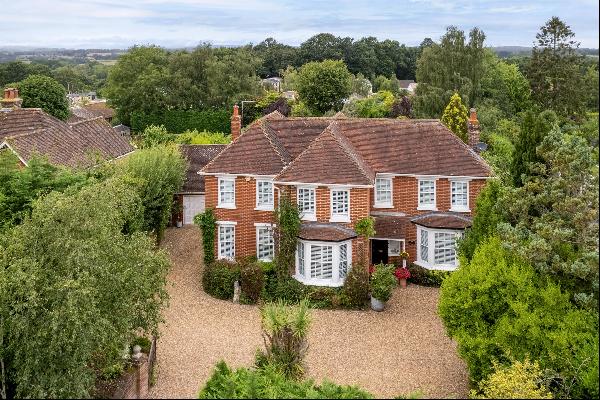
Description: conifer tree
441,92,468,142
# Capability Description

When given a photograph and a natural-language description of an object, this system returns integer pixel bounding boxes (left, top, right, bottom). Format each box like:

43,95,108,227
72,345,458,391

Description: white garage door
183,195,205,225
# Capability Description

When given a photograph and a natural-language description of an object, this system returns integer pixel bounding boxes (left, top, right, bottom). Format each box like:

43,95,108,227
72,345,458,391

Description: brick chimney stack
1,88,22,109
231,104,241,142
467,108,480,149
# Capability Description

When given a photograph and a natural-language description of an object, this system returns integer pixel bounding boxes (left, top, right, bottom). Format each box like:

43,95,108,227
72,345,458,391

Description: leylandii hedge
131,109,230,134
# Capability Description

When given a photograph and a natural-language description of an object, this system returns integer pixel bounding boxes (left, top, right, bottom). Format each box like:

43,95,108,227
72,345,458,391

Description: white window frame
255,179,274,211
387,239,405,256
417,178,437,211
415,225,461,271
217,221,237,260
294,239,352,287
374,177,393,208
329,188,350,223
450,179,470,212
255,223,275,261
297,186,316,221
217,176,236,209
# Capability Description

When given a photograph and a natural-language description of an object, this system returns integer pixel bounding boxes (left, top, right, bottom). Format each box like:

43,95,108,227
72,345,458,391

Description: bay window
295,240,352,286
330,189,350,222
217,222,236,260
374,177,393,207
297,186,316,221
416,226,461,270
450,180,469,212
418,179,436,210
256,179,274,210
218,177,235,208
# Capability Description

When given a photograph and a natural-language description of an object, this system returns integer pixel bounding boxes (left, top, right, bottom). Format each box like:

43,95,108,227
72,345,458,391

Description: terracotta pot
400,278,407,288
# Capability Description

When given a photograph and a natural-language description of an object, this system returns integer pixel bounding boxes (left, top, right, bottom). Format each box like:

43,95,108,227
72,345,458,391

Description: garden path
148,226,469,399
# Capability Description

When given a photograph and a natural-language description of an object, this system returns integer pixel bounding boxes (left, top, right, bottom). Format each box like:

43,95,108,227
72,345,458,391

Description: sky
2,0,599,49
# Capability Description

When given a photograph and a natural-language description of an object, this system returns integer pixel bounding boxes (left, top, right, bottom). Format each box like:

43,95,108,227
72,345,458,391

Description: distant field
98,59,118,65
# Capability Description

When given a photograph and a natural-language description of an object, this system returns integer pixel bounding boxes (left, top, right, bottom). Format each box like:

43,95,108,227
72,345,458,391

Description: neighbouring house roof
372,216,410,239
410,212,473,229
298,222,358,242
201,116,491,181
68,102,115,123
179,144,226,193
0,108,133,167
398,80,415,89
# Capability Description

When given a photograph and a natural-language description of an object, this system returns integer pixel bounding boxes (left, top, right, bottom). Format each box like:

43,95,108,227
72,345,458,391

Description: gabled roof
276,121,374,185
179,144,226,193
68,102,115,123
0,108,133,167
201,116,491,181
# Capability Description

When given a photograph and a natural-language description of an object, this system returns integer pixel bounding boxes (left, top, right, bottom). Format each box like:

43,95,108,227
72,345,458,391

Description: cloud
2,0,598,48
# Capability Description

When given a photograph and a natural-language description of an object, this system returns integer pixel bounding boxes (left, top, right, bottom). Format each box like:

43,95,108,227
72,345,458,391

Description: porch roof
372,216,410,240
410,212,472,229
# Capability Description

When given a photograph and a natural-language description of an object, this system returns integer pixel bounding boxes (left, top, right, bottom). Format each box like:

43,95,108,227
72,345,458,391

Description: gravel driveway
149,226,469,399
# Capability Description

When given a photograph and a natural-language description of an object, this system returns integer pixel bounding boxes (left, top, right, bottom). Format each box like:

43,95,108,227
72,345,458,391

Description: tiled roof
298,222,358,242
68,102,115,123
373,216,410,239
0,108,132,167
276,122,374,185
179,144,226,193
410,212,473,229
201,116,491,180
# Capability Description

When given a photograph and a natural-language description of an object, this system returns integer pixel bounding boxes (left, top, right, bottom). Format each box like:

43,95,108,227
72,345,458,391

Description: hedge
131,109,231,134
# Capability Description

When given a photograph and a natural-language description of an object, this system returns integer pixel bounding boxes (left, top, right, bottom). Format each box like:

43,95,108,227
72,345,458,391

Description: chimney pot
230,104,241,142
2,87,22,109
467,108,481,150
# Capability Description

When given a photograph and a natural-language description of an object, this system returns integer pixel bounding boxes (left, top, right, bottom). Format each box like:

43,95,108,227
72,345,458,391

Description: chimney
1,88,22,109
467,108,480,149
230,104,241,142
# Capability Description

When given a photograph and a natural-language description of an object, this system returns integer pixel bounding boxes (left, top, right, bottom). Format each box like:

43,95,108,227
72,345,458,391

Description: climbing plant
274,191,301,278
195,208,217,265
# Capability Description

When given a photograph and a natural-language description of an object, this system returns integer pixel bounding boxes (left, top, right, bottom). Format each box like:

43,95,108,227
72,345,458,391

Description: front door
371,239,388,265
183,195,205,225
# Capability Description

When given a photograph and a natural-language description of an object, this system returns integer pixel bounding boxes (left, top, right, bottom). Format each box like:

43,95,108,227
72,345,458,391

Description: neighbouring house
398,80,418,94
261,77,283,92
200,105,490,287
68,101,115,124
0,89,133,167
171,144,226,226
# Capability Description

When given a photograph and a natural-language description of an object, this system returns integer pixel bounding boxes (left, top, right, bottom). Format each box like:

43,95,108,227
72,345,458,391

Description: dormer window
330,188,350,222
418,179,436,210
218,177,236,208
374,177,393,207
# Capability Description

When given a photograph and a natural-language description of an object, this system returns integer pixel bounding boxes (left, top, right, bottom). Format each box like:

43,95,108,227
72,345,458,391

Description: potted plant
370,264,397,311
394,266,411,288
400,251,410,268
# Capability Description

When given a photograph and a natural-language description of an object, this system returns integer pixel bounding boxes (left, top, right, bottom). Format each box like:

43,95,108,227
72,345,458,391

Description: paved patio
149,226,469,399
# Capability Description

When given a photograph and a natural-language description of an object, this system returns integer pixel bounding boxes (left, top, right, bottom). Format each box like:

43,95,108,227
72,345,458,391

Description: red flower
369,265,375,275
394,267,411,281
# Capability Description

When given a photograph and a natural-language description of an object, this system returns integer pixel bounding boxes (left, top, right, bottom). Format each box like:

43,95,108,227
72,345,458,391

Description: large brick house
200,106,491,287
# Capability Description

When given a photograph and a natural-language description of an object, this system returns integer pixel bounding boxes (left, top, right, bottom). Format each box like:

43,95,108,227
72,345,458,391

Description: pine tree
441,92,468,142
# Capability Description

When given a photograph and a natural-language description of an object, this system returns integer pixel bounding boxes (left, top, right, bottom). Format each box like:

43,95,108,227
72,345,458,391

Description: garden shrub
202,260,240,300
131,109,230,134
407,263,450,287
198,361,373,399
470,358,552,399
271,277,307,304
370,264,396,302
240,260,265,304
439,237,599,398
306,287,341,309
195,208,217,265
340,263,370,309
256,300,310,380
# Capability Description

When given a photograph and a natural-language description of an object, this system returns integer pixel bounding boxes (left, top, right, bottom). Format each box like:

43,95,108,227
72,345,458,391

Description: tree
510,110,558,186
414,26,486,117
351,73,372,97
389,96,413,118
0,61,52,88
439,237,599,398
441,92,469,142
342,90,394,118
0,177,170,398
118,145,186,244
253,38,297,78
527,17,586,118
296,60,352,114
471,359,553,399
18,74,69,120
500,127,599,306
